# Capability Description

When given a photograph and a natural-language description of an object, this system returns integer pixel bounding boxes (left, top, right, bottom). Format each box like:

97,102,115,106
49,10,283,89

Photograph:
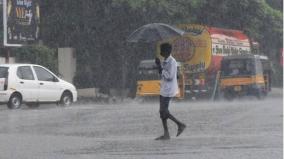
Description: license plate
234,86,241,91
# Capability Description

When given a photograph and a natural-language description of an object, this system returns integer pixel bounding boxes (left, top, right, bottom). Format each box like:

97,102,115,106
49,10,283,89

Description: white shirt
160,55,179,97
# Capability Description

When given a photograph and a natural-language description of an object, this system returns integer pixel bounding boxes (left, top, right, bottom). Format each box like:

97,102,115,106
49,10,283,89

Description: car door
33,66,62,102
16,66,38,102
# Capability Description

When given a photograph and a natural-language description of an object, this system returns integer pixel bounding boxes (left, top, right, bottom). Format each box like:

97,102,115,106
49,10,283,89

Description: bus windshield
138,60,160,80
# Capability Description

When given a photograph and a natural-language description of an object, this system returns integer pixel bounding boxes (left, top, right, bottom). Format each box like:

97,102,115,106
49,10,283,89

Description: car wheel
8,93,22,109
26,103,40,108
60,92,73,106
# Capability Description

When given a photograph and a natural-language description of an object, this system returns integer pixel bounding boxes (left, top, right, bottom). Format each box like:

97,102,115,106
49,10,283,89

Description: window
17,66,34,80
0,67,8,78
33,66,57,82
222,59,256,76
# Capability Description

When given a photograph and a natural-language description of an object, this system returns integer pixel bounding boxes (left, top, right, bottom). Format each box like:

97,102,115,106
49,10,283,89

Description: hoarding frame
3,0,22,47
3,0,40,47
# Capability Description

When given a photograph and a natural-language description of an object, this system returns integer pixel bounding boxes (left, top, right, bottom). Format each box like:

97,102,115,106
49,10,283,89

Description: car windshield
0,67,8,78
222,59,255,76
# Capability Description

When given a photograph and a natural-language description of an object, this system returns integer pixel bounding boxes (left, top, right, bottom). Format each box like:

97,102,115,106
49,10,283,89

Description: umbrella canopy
127,23,185,43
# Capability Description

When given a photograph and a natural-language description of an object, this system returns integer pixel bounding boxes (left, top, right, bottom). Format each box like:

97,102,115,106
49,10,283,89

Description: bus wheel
224,90,235,101
256,89,265,100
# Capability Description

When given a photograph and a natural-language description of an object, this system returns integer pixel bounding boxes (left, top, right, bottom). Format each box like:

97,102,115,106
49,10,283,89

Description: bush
12,45,58,73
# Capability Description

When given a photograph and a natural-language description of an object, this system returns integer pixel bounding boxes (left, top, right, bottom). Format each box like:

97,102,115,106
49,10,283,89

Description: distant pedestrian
155,43,186,140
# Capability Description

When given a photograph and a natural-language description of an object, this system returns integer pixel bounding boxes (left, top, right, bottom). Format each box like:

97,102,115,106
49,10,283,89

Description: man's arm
155,57,163,74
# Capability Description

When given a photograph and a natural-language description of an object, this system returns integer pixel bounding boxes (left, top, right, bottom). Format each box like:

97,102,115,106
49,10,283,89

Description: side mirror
53,76,59,82
57,73,63,79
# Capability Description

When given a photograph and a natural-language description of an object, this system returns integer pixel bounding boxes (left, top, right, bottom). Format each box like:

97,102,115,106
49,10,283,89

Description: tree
16,0,282,92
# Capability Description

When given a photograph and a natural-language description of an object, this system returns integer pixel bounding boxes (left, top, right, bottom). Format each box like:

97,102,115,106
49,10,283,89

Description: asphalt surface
0,89,282,159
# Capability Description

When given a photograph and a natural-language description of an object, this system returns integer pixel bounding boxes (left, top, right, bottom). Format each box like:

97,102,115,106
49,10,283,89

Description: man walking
155,43,186,140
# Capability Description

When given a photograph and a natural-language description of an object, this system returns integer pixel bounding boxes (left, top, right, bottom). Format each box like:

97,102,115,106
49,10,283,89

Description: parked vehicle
136,60,160,97
136,24,265,100
0,64,77,109
219,55,272,100
136,59,184,98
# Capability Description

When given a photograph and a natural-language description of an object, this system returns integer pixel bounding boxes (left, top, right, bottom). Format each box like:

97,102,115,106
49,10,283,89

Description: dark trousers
159,95,184,136
160,96,183,136
159,95,171,120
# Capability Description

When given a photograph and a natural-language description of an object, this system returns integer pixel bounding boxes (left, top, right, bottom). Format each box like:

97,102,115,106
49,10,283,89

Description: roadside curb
269,88,283,98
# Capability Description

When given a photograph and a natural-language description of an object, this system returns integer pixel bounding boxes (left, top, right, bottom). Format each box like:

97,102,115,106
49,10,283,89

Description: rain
0,0,282,159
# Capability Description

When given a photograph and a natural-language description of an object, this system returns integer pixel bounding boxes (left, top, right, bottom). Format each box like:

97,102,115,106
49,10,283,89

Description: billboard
208,27,251,56
3,0,40,46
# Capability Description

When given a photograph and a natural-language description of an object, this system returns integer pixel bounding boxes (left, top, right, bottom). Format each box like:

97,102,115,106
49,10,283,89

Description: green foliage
113,0,283,88
266,0,283,11
12,45,58,73
7,0,281,92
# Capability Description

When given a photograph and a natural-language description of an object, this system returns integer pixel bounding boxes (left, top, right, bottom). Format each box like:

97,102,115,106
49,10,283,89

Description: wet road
0,91,282,159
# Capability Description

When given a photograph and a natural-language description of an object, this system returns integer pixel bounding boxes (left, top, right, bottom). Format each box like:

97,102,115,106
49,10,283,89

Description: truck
136,24,269,99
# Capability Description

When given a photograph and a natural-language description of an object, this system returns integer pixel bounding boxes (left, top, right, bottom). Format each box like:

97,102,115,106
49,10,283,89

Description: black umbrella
127,23,185,43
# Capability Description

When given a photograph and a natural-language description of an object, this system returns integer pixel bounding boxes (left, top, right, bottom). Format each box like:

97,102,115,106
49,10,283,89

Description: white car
0,64,77,109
